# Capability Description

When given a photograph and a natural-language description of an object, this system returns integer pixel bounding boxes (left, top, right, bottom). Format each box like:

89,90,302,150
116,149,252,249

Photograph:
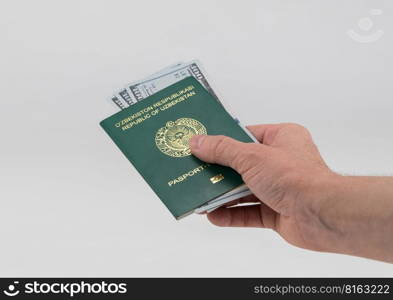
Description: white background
0,0,392,276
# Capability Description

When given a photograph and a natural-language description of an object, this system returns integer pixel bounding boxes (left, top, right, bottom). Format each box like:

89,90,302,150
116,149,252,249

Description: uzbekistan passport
100,77,253,219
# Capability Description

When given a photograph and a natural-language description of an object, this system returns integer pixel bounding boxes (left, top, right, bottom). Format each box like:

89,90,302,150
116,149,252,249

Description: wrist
293,172,353,254
302,174,393,261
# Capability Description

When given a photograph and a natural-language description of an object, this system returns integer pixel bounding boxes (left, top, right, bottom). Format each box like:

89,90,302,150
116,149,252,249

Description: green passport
100,77,253,219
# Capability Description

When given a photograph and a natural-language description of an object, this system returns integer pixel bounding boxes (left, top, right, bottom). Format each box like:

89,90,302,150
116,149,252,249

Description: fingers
207,204,263,227
246,123,287,145
207,203,277,229
190,134,265,173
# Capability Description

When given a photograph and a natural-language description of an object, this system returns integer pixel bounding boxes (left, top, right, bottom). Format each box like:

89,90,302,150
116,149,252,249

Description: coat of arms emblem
155,118,207,157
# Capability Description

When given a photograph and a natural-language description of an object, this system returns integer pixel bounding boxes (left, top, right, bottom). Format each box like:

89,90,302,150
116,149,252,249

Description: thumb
189,135,263,174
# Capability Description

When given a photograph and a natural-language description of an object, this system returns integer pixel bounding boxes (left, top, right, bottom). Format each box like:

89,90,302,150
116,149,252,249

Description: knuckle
233,145,263,174
285,123,311,136
231,151,247,172
212,135,232,160
286,123,304,130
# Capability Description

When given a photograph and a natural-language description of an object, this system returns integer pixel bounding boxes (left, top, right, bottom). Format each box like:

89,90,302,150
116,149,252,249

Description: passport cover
100,77,253,219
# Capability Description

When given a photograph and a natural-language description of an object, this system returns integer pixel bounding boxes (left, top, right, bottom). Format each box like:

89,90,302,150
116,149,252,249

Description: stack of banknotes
108,60,223,110
107,60,254,213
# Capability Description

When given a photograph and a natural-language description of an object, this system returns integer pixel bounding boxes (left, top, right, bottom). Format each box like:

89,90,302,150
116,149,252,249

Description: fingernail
190,135,205,150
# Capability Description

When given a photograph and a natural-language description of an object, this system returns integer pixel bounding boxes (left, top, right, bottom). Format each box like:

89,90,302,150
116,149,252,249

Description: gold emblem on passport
210,174,224,184
155,118,207,157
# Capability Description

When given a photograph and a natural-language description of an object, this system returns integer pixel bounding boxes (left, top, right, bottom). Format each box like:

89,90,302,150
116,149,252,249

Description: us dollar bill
118,88,136,106
127,61,219,103
109,95,127,110
109,62,185,109
194,188,253,214
109,61,222,109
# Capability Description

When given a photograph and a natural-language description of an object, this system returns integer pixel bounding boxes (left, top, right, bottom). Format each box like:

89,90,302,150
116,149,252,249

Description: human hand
190,123,393,262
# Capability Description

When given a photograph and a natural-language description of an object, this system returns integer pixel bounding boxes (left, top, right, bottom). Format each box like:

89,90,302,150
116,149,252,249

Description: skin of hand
189,123,393,263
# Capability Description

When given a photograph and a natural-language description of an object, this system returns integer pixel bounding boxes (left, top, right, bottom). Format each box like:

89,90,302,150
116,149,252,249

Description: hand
190,123,332,251
190,123,393,262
